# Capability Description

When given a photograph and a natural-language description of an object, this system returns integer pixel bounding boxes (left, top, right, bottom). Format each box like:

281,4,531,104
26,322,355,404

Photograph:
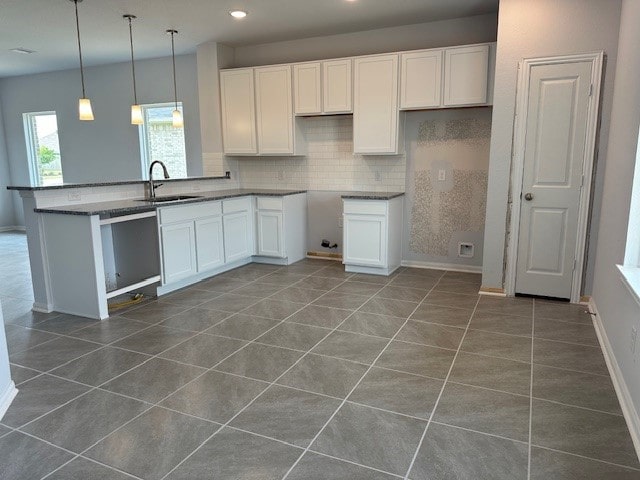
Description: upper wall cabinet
400,50,443,109
400,43,493,110
353,54,400,155
293,59,353,116
444,44,490,106
220,66,305,156
220,68,257,155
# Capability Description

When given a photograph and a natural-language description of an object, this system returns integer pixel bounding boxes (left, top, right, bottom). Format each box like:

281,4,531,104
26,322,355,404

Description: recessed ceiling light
10,47,36,54
229,10,247,19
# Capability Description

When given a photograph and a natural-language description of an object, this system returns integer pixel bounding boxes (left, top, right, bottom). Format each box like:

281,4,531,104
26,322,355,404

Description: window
619,126,640,304
139,103,187,179
23,112,64,186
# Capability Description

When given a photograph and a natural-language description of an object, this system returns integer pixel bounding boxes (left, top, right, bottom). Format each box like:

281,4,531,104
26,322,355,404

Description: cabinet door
343,214,387,267
293,63,321,115
323,59,352,113
400,50,443,109
255,65,294,154
353,54,399,154
257,211,284,258
443,45,489,106
195,216,224,272
223,211,252,263
160,222,197,284
220,68,257,154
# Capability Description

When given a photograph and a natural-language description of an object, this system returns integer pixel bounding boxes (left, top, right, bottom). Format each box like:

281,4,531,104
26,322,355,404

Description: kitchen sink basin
136,195,203,203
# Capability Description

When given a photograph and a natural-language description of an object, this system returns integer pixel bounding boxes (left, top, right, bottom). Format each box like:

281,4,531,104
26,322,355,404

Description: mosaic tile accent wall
403,108,492,266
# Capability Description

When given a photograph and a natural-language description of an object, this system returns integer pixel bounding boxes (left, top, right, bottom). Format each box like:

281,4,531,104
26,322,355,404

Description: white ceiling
0,0,498,78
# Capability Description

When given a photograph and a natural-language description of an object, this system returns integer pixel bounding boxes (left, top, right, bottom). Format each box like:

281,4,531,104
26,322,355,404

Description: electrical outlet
68,191,81,201
438,169,446,181
375,171,382,182
631,326,638,354
338,217,343,228
277,171,285,181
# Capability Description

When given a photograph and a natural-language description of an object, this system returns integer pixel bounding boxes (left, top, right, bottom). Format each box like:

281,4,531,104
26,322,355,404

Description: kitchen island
9,177,306,319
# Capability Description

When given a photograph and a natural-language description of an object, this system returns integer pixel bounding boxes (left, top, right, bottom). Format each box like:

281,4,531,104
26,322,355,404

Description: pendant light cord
169,30,178,110
126,16,138,104
73,0,87,98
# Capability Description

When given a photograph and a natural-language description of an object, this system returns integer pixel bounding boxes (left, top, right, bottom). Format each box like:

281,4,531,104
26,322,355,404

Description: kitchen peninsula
8,176,308,319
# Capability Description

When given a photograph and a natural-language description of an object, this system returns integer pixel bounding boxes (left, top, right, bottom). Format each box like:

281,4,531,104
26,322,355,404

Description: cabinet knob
524,192,533,201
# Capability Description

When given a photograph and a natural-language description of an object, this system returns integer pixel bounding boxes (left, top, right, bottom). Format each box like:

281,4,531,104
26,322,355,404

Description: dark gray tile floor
1,231,639,479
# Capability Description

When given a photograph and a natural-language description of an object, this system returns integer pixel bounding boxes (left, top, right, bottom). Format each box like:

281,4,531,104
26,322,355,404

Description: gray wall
403,108,492,268
232,14,498,67
0,100,15,228
592,0,640,430
481,0,621,292
0,54,202,225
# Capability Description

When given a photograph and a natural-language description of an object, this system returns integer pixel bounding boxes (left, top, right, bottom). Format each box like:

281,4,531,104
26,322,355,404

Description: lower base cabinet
342,195,404,276
223,211,253,263
195,216,224,272
160,222,197,284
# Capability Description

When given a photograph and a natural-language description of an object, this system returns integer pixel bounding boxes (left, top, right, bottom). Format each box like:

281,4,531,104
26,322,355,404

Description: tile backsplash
235,116,406,192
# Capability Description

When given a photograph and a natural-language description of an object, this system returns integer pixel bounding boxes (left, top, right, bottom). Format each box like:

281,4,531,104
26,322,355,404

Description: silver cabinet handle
524,193,533,201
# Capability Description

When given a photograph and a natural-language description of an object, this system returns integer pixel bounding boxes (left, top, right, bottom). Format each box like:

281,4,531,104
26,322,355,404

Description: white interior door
515,61,593,299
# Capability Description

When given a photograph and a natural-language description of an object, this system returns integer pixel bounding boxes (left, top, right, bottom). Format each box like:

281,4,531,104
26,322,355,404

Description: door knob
524,193,533,201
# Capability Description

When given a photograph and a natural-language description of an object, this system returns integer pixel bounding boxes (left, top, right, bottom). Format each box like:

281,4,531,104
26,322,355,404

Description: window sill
617,265,640,308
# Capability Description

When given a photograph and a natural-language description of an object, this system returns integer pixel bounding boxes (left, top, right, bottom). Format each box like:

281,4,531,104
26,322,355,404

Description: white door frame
505,52,603,303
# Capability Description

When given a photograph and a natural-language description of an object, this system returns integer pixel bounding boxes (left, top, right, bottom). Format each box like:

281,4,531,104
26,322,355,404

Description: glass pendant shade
131,104,143,125
78,98,94,121
172,109,184,128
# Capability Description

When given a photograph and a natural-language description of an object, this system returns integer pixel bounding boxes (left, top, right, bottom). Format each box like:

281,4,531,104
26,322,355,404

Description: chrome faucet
148,160,170,199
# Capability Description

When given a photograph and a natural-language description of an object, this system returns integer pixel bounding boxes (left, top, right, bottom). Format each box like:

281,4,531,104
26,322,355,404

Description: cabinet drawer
159,201,221,224
257,197,283,211
223,197,252,214
343,200,387,215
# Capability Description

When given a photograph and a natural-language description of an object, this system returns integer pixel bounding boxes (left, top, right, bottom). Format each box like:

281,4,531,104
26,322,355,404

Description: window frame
23,111,63,187
619,127,640,306
137,102,186,180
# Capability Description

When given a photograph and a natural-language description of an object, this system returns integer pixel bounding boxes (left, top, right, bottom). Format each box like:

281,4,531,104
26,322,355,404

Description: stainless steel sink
136,195,202,203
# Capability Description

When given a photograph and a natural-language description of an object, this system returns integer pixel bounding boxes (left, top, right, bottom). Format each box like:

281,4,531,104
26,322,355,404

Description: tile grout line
527,299,536,480
280,270,449,480
402,293,482,479
156,270,397,480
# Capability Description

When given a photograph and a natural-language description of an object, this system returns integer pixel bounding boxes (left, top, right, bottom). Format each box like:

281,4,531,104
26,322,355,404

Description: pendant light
166,29,183,128
70,0,94,121
124,14,143,125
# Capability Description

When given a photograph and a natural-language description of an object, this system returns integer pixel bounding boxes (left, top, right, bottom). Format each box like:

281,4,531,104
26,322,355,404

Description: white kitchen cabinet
254,193,307,264
353,54,401,155
257,211,284,257
400,49,443,109
293,59,352,116
195,216,224,272
222,197,254,263
255,65,306,155
342,196,404,275
220,68,257,154
323,59,352,113
160,222,197,284
293,63,322,115
444,44,489,106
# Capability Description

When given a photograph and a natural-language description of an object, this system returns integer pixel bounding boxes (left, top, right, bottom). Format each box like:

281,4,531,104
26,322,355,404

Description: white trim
505,52,604,303
32,302,54,313
401,260,482,273
478,290,507,297
0,382,18,421
589,298,640,460
617,265,640,308
0,226,26,232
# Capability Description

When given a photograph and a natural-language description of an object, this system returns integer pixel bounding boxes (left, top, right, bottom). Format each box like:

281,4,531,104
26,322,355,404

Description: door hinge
573,259,577,271
580,174,585,188
589,84,593,97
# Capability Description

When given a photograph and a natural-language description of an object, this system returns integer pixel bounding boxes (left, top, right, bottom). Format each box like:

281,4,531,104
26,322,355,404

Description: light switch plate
438,169,446,181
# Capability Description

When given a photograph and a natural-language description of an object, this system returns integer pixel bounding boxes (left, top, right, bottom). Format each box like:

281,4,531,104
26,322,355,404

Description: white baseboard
589,298,640,460
0,382,18,421
32,302,54,313
401,260,482,274
0,226,25,232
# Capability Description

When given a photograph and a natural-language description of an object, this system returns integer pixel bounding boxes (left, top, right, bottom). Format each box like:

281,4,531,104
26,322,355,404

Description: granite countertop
341,191,405,200
7,174,230,191
34,189,307,216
